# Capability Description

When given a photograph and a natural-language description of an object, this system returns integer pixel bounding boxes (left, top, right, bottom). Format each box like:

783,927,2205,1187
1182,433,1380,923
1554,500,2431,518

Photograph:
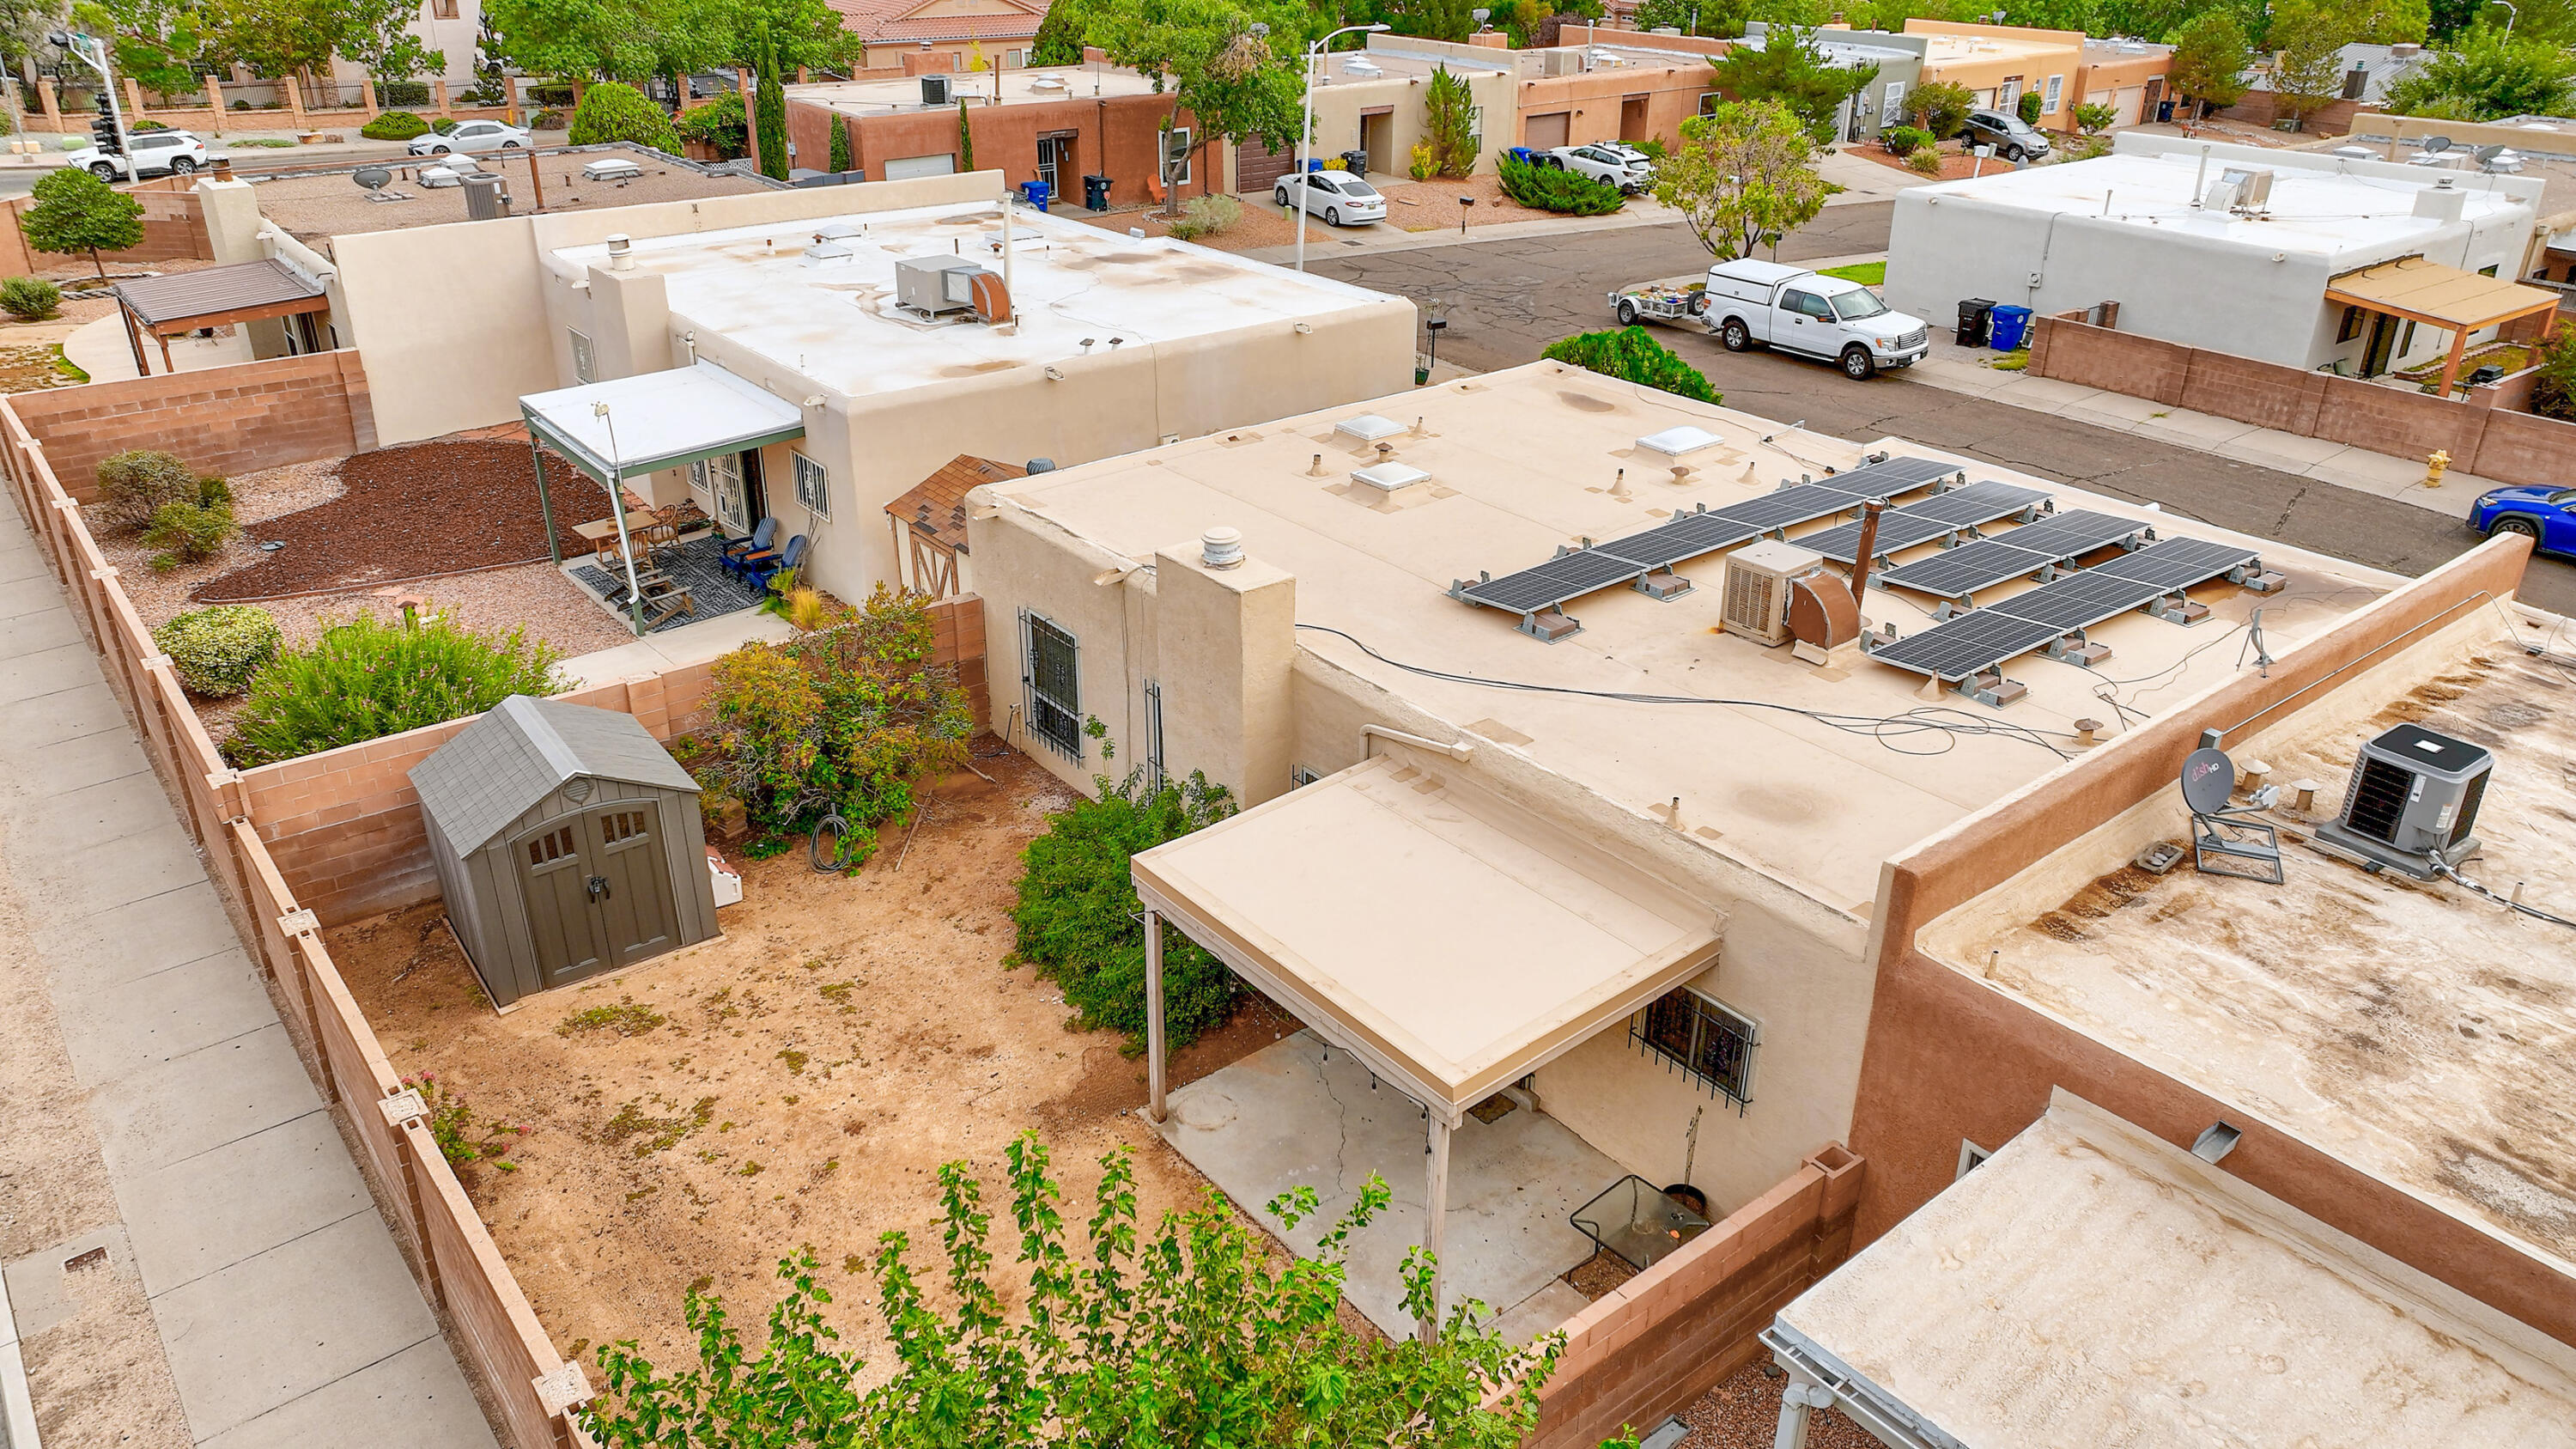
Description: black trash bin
1340,149,1372,176
1083,174,1112,211
1957,298,1997,348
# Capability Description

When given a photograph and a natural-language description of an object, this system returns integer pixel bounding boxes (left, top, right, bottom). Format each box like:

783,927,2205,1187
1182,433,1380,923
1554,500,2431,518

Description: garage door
883,153,957,180
2114,85,2143,126
1525,111,1570,149
1236,136,1297,194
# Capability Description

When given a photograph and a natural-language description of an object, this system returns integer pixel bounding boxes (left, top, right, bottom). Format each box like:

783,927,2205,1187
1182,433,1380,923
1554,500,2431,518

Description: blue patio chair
746,533,807,593
720,517,779,581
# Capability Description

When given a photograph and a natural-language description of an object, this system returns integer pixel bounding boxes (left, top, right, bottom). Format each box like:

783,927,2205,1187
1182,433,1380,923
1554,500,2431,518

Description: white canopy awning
519,362,805,485
1133,752,1723,1128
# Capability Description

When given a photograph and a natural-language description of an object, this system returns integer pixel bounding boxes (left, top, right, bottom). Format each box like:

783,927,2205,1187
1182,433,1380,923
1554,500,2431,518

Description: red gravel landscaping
193,440,592,603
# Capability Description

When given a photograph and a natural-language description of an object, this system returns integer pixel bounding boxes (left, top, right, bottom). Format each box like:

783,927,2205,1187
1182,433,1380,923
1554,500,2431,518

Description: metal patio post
528,432,561,565
594,401,644,636
1144,907,1167,1122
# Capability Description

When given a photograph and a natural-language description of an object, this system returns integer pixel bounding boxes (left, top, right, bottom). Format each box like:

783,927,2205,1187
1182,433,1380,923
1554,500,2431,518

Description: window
433,0,459,15
526,824,578,866
1832,289,1890,321
1143,678,1166,793
1883,80,1905,118
1698,92,1720,117
1956,1140,1992,1178
568,328,594,384
2041,74,2063,114
1022,609,1082,759
689,460,711,497
2336,306,2366,344
1164,125,1193,186
1291,764,1321,787
1783,289,1832,320
791,450,830,521
600,809,647,843
1632,986,1759,1107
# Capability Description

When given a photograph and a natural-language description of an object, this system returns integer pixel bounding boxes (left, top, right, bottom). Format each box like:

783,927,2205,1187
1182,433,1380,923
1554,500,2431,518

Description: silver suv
66,128,210,180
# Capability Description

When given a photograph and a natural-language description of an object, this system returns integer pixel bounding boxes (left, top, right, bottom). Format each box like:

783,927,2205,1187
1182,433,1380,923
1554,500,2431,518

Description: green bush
153,605,282,697
529,107,567,131
432,117,459,134
1906,146,1945,175
360,110,430,140
1498,155,1623,215
2530,322,2576,421
1,276,61,320
1542,326,1722,405
528,82,574,107
143,495,235,569
223,609,563,767
567,81,679,154
95,449,200,532
379,80,432,108
677,92,749,158
2016,91,2043,125
1011,770,1239,1053
1881,125,1931,156
1164,192,1242,241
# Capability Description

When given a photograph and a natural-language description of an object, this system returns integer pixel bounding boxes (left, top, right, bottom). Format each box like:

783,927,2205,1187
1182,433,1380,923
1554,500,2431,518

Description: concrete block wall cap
278,906,320,935
378,1087,427,1125
534,1361,595,1414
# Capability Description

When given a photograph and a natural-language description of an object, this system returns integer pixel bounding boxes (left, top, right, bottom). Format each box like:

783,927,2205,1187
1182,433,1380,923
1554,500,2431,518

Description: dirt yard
331,747,1305,1379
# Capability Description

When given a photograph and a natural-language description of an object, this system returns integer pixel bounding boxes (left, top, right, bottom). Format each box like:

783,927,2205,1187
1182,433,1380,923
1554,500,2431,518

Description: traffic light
91,111,119,157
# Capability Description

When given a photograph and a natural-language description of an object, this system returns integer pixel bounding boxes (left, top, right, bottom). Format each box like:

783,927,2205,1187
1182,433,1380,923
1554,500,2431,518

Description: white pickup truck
1701,259,1929,380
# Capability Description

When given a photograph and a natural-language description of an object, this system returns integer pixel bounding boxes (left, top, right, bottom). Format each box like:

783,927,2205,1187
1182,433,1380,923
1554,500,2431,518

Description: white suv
66,128,209,180
1550,143,1654,192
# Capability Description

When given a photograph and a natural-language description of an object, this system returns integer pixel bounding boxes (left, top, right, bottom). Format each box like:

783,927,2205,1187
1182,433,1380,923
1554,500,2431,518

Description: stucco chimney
1155,538,1294,805
1200,526,1245,569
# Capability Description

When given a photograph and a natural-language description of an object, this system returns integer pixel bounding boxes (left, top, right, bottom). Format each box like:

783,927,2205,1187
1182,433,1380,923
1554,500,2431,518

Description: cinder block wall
11,350,376,500
0,180,210,273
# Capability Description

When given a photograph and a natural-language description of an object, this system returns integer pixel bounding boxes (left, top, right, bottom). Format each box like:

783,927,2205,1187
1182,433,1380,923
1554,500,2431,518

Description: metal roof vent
1351,461,1431,492
802,240,854,265
1335,413,1406,441
816,221,862,239
1201,526,1245,569
1030,74,1068,91
1344,58,1382,76
1637,425,1722,458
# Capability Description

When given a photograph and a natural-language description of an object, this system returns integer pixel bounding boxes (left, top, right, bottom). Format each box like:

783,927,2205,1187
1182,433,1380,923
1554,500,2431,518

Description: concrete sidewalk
0,507,495,1447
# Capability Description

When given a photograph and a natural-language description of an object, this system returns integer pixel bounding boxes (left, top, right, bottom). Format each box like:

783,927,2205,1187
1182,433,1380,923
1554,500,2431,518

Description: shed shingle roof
884,454,1025,551
410,695,699,855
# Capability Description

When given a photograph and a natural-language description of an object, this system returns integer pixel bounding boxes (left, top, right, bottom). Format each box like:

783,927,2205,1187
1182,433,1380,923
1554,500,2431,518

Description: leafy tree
23,167,143,280
2385,27,2576,118
1632,0,1728,37
567,80,680,151
582,1134,1564,1448
208,0,445,87
1653,98,1830,263
753,23,788,179
1709,24,1874,143
225,610,562,767
2266,0,2355,127
2530,321,2576,421
738,0,866,70
1424,64,1479,177
69,0,209,96
828,112,852,170
1543,326,1721,404
1085,0,1305,216
2166,10,2252,117
483,0,733,83
1387,0,1475,40
1905,78,1973,142
2342,0,2431,42
2072,100,2117,133
1033,0,1093,62
676,90,748,157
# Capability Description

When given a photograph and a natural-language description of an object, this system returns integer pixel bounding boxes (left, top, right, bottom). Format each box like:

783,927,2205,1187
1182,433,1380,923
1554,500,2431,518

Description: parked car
1702,258,1930,380
65,128,209,180
1957,109,2053,163
1548,142,1656,192
409,119,532,155
2470,484,2576,554
1273,169,1385,227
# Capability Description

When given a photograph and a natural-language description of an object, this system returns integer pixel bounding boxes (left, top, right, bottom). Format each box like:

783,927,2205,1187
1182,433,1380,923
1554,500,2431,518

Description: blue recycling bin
1018,179,1050,211
1989,304,2032,351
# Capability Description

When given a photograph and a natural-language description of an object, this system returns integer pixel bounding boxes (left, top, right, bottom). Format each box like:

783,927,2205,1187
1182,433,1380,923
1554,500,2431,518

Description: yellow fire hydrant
2424,448,2451,490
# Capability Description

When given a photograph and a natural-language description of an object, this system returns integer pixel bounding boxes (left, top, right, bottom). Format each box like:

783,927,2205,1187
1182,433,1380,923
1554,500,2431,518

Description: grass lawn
1817,261,1886,286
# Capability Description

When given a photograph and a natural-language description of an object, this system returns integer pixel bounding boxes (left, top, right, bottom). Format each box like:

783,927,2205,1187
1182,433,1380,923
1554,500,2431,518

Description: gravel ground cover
1664,1360,1879,1449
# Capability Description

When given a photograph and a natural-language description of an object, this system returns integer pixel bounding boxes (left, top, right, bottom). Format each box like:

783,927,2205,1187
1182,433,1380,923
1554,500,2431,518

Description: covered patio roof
518,362,805,486
2325,255,2562,393
1133,752,1723,1130
112,258,331,376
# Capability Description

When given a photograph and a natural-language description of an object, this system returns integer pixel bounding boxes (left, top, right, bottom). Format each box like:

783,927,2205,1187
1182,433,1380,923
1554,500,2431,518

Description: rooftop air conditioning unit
1720,539,1825,647
921,73,951,107
2312,723,2492,878
2219,165,2273,209
894,255,989,316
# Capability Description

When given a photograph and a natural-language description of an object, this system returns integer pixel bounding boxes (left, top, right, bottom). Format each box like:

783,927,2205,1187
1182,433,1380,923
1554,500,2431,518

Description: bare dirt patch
332,748,1296,1377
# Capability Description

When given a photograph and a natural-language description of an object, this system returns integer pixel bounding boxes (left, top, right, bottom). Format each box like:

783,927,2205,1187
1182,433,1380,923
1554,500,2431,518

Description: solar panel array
1795,481,2052,565
1874,508,2152,601
1868,535,2263,684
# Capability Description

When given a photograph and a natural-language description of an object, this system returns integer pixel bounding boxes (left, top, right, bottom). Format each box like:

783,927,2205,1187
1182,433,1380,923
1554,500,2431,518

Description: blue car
2470,485,2576,555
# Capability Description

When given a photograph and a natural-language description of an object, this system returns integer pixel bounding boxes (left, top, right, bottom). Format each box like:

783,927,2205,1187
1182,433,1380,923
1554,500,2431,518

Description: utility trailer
1608,282,1712,330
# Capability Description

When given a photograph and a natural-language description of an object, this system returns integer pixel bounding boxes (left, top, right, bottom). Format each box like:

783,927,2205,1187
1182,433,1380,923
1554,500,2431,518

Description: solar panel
2090,537,2257,591
1867,611,2069,682
1874,539,2059,599
1455,547,1643,614
1821,454,1959,497
1704,483,1866,533
1985,571,2168,632
1990,508,2148,559
1596,511,1763,569
1900,480,2052,529
1795,511,1957,564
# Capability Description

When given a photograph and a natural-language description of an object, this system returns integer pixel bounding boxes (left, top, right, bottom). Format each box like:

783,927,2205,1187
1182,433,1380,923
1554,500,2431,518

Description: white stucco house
1885,135,2549,381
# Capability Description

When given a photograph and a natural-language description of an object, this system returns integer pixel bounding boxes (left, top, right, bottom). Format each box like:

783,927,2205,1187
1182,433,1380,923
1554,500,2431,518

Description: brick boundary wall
0,175,210,275
2025,313,2576,488
0,383,598,1449
9,350,378,502
240,598,989,928
1520,1145,1865,1449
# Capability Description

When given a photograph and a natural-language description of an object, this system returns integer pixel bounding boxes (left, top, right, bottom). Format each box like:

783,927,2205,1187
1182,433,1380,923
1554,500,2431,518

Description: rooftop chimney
1200,526,1245,569
606,234,634,271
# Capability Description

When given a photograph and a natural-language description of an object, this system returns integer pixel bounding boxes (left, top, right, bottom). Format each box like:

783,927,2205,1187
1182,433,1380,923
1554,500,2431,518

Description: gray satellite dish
2180,746,2237,816
2421,135,2452,154
353,165,392,191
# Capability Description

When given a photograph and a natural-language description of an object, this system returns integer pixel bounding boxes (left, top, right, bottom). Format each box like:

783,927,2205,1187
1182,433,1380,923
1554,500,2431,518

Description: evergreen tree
828,114,853,171
1706,24,1874,144
1031,0,1091,63
957,94,976,171
2166,11,2253,118
754,23,790,179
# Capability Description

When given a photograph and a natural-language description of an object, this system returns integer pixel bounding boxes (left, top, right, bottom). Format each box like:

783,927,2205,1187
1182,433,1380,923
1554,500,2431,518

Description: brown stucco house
827,0,1051,73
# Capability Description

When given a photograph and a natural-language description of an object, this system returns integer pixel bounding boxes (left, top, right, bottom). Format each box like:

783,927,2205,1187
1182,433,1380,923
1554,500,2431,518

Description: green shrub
567,81,679,154
1011,770,1239,1052
432,117,459,134
379,80,432,108
1408,138,1438,180
143,496,235,569
528,82,574,107
223,609,563,767
1542,326,1722,405
153,605,282,697
1164,192,1242,241
95,449,200,532
1881,125,1931,156
1,276,61,320
232,137,297,147
2530,322,2576,421
360,110,430,140
2072,101,2116,135
530,107,567,130
1498,155,1623,215
131,118,167,132
1906,146,1945,175
2016,91,2043,125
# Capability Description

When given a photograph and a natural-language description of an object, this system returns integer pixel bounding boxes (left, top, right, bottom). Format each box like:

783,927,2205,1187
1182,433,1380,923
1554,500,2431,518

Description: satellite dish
2421,135,2452,154
2473,143,2504,161
353,166,392,192
2180,746,2238,816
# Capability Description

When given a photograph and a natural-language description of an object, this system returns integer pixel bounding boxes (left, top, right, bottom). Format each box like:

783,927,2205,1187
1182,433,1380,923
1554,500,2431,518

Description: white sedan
1273,170,1385,227
409,119,532,155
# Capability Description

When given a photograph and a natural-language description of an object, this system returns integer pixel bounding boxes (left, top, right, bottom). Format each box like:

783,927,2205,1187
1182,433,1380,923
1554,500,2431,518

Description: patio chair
745,533,807,593
720,518,780,580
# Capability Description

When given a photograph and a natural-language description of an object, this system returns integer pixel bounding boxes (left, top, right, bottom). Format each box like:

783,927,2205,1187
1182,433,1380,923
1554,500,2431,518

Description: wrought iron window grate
1630,986,1758,1112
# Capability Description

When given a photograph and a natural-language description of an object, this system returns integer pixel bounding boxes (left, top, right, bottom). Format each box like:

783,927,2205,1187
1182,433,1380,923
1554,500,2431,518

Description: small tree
1708,23,1874,143
1906,78,1975,143
1031,0,1093,63
827,113,852,171
21,167,143,281
676,91,748,158
957,94,977,171
1085,0,1305,216
1425,64,1480,178
2268,2,2356,130
566,80,681,153
2072,100,2117,134
2385,28,2576,119
2530,320,2576,421
1653,98,1832,263
2014,88,2043,125
2166,11,2253,119
1543,326,1722,404
753,24,790,179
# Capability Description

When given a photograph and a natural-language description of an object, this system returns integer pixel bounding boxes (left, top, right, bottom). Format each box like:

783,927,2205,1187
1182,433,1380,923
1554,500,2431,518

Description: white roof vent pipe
1201,526,1246,569
605,234,634,271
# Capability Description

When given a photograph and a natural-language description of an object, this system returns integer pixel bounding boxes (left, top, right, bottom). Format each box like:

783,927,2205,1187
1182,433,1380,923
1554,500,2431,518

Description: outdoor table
1571,1174,1711,1272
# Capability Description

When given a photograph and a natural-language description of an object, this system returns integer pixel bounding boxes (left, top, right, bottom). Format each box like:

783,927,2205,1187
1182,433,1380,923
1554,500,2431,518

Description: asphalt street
1313,204,2576,618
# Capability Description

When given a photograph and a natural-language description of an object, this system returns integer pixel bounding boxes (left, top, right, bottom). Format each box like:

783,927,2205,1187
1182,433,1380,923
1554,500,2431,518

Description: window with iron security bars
1022,608,1082,760
792,450,831,521
1631,985,1758,1111
1143,678,1166,793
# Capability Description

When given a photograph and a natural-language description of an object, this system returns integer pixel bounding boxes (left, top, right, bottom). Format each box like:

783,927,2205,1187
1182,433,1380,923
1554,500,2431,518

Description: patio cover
2324,255,2561,393
112,258,331,376
1132,753,1724,1129
1764,1091,2576,1449
518,361,805,486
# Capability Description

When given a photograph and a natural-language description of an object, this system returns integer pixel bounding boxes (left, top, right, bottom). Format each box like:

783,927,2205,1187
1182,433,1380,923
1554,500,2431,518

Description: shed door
513,801,680,988
517,817,608,985
590,804,677,965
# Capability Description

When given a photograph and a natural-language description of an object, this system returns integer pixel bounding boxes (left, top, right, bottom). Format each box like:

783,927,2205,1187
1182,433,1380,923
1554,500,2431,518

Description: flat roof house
1886,134,2552,389
961,357,2421,1339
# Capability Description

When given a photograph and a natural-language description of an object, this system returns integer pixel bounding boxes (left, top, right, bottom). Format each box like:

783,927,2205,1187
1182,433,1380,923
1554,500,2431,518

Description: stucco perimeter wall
9,350,376,502
0,176,209,273
240,597,987,928
1843,537,2576,1347
333,170,1008,447
2028,314,2576,486
1523,1146,1863,1449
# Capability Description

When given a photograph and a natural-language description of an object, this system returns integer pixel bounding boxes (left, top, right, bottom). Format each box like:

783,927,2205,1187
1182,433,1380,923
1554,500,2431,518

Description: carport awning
1133,754,1723,1126
2324,254,2560,332
519,362,805,486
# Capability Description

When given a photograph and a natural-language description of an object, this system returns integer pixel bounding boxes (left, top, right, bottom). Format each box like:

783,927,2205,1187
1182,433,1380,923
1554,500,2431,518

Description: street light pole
1295,21,1390,274
2495,0,2519,35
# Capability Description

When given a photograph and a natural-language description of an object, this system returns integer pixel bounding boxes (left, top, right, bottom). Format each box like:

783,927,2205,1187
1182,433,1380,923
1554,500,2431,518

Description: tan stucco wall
1303,68,1520,177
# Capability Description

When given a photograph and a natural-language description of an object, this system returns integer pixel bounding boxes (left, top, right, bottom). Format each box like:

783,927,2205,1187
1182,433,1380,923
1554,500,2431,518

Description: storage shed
410,695,720,1008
